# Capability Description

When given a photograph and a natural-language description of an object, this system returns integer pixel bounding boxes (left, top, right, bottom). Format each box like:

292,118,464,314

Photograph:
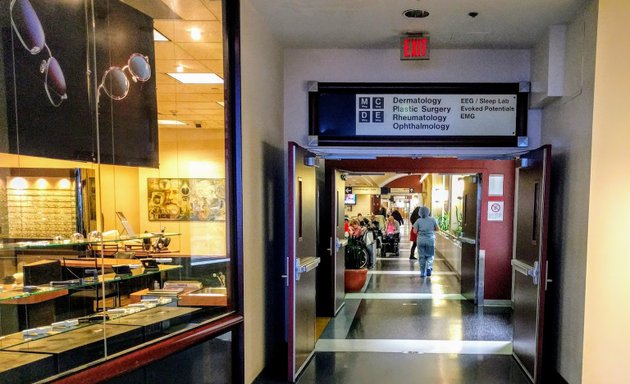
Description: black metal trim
223,0,244,382
316,135,519,147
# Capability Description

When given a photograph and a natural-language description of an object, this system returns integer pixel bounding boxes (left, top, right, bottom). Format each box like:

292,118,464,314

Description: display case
0,0,240,382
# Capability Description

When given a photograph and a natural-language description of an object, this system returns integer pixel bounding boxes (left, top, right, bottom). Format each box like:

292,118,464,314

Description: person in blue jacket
412,206,439,277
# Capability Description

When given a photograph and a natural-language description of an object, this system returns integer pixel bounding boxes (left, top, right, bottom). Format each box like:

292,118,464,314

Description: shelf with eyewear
0,262,182,304
0,296,196,352
0,232,180,251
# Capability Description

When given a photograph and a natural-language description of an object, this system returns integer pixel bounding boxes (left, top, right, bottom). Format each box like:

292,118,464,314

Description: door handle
458,236,476,245
511,259,539,285
295,256,320,280
281,256,289,287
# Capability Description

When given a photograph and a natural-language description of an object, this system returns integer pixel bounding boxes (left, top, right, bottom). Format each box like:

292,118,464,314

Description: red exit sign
400,36,430,60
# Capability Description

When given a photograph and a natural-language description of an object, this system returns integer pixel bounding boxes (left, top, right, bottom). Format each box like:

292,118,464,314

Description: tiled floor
300,225,530,384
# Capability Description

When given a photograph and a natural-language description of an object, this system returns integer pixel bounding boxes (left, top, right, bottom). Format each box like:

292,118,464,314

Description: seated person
369,214,380,230
384,215,400,237
347,219,366,239
382,215,400,255
356,213,370,227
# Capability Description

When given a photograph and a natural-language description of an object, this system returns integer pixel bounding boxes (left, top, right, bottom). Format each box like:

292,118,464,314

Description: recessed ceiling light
166,72,224,84
153,29,169,42
190,28,202,41
403,9,430,18
158,119,186,125
176,65,184,73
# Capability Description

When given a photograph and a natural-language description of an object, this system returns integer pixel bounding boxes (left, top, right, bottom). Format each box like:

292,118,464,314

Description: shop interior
0,1,233,382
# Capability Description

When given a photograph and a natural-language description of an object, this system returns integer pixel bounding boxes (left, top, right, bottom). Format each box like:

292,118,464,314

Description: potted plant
344,239,369,292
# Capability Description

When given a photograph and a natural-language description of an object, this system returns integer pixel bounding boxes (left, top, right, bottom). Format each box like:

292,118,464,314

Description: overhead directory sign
308,82,528,147
356,94,516,136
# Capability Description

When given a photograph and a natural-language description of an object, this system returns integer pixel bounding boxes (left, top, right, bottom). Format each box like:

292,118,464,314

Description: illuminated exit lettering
400,36,430,60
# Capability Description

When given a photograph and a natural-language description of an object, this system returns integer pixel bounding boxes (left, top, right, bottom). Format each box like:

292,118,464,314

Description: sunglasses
98,53,151,101
10,0,67,107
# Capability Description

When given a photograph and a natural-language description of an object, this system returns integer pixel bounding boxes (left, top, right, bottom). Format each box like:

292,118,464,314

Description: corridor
297,224,531,384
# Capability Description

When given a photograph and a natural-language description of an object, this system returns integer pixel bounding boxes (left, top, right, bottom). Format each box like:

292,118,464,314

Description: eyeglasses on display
98,53,151,102
10,0,68,107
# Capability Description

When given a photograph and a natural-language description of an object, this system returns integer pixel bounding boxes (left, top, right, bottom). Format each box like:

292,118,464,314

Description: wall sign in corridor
309,82,528,146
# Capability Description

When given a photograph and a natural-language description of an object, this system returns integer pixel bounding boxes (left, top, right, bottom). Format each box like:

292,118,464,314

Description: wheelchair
345,236,369,269
382,232,400,257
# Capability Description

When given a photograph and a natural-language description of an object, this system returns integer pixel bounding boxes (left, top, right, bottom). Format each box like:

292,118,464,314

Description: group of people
344,206,439,277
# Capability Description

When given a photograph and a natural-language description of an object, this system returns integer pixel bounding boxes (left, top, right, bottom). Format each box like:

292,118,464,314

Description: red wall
329,157,515,300
384,174,424,192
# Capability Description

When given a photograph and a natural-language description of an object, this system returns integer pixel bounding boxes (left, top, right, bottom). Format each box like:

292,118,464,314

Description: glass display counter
0,234,231,383
0,0,241,381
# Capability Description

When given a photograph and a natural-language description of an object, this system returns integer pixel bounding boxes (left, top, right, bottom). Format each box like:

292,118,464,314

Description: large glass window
0,1,234,382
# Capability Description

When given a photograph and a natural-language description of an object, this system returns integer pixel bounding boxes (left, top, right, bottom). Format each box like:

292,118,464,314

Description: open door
459,174,482,304
330,169,347,314
316,167,346,317
511,145,551,383
287,142,321,381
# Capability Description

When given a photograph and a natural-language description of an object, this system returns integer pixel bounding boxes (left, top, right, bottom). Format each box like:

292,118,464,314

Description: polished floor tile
296,352,531,384
344,299,512,341
316,339,512,355
263,225,525,384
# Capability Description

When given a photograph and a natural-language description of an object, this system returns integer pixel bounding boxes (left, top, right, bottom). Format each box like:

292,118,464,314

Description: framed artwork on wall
147,178,225,221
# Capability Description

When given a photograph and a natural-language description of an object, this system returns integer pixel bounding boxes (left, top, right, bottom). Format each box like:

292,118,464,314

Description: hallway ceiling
123,0,588,135
248,0,588,49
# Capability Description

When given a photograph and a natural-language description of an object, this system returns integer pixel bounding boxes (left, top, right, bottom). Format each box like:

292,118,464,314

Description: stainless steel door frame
460,174,482,305
333,170,346,314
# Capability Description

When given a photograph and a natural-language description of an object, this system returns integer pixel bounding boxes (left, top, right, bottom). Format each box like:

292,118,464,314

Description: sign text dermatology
356,94,517,136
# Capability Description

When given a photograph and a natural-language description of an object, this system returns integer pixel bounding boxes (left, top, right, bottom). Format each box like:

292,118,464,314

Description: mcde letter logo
358,97,384,123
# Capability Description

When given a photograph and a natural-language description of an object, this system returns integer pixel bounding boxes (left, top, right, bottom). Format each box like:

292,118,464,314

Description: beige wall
241,0,286,381
538,1,597,382
583,0,630,381
137,128,226,255
347,194,371,218
91,127,226,256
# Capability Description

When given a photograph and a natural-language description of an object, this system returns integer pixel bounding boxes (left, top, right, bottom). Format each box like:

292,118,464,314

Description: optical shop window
0,0,235,382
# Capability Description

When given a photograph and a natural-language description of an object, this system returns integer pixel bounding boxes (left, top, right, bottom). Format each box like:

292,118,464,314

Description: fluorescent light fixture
166,72,223,84
158,119,186,125
153,29,169,42
190,28,202,41
217,101,224,107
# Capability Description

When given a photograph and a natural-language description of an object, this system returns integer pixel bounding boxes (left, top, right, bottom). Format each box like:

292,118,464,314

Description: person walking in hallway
391,208,404,226
412,206,439,277
408,206,420,260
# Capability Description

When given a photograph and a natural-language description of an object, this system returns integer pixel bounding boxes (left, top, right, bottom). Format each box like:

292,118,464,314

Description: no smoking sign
487,201,504,221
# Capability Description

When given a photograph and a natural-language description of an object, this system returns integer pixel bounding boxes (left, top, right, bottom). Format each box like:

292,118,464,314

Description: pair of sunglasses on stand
11,0,152,107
